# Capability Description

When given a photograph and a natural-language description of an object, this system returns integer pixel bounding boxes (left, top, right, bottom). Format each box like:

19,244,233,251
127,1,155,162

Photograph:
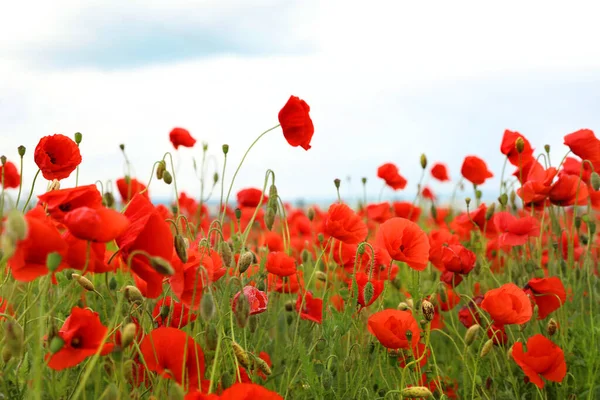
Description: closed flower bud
315,271,327,282
465,197,471,207
72,273,95,291
397,302,410,311
49,336,65,354
121,323,137,348
200,291,216,321
232,341,251,369
400,386,433,398
174,235,188,263
156,160,166,180
363,281,375,305
0,155,5,165
544,144,551,153
420,153,427,169
108,276,118,290
285,300,295,312
515,137,525,153
485,203,496,221
307,208,315,221
498,193,508,206
234,291,250,328
333,178,341,189
74,132,83,144
589,221,597,237
119,144,125,151
222,144,229,155
574,216,582,230
162,171,173,185
18,145,26,157
6,209,28,241
238,251,254,273
255,357,272,376
591,172,600,191
421,300,435,322
2,347,12,363
149,256,175,275
220,242,233,267
547,318,558,336
264,207,276,231
480,339,494,358
509,190,516,205
123,285,144,304
475,189,482,200
213,172,219,185
268,184,278,200
234,208,242,221
103,192,115,208
464,324,481,346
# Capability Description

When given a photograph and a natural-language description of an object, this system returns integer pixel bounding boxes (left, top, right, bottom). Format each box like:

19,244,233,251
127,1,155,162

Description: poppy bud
421,300,435,322
264,207,276,231
315,271,327,282
400,386,433,398
156,160,166,180
74,132,83,145
301,249,311,264
547,318,558,336
515,137,525,153
213,172,219,185
591,172,600,191
498,193,508,206
234,291,250,328
222,144,229,154
174,235,188,263
406,298,414,309
405,329,413,343
464,324,481,346
363,281,375,305
430,204,438,220
255,357,272,376
121,323,137,348
420,153,427,169
206,324,218,351
0,155,5,165
485,203,496,221
589,221,596,237
234,208,242,221
238,251,254,273
18,145,26,157
149,256,175,276
317,233,324,244
480,339,494,358
322,369,333,390
168,384,185,400
200,291,216,321
103,192,115,208
509,190,516,206
307,208,315,221
6,209,27,241
162,171,173,185
465,197,471,207
220,242,233,267
333,178,341,189
107,276,117,291
100,383,119,400
47,179,60,192
285,300,295,312
72,273,95,292
5,321,23,356
221,371,233,390
123,285,144,304
232,341,251,369
2,347,12,363
49,336,65,354
475,189,482,200
397,301,409,310
119,144,125,151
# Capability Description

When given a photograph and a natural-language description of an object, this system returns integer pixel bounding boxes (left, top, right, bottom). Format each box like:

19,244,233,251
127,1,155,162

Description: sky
2,1,600,206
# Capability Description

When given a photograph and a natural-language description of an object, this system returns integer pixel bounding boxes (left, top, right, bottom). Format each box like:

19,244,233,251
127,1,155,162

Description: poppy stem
15,151,25,208
21,169,41,212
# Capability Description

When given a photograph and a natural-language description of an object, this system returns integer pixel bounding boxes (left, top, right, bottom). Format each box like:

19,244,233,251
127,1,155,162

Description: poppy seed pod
480,339,494,358
103,192,115,208
74,132,83,145
420,153,427,169
234,208,242,221
18,145,26,157
515,137,525,153
591,172,600,191
238,251,254,273
162,171,173,185
421,300,435,322
465,197,471,207
213,172,219,185
121,323,137,348
72,274,95,291
222,144,229,154
200,291,216,321
174,235,188,263
400,386,433,398
465,324,481,346
307,207,315,221
232,341,251,369
119,144,125,151
333,178,341,189
498,193,508,206
0,155,5,165
285,300,295,312
123,285,144,304
547,318,558,336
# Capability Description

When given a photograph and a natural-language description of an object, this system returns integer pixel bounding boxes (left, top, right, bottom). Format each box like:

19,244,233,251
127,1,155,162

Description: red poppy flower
563,128,600,170
511,334,567,388
323,203,368,245
367,309,420,350
548,174,589,206
152,296,197,328
139,327,205,390
458,295,484,328
441,244,476,275
237,188,267,208
377,163,407,190
493,212,540,247
501,130,535,167
265,251,296,277
236,351,272,383
376,217,430,271
0,160,20,188
262,231,284,252
116,177,149,203
428,229,460,271
63,232,114,274
392,201,421,222
220,383,283,400
232,286,268,315
430,163,450,182
34,134,82,181
296,291,323,324
268,271,304,294
47,307,114,370
517,163,557,208
461,156,494,186
169,127,197,149
351,272,384,308
481,283,532,325
0,297,14,320
421,186,435,201
116,194,174,298
63,206,129,242
524,277,566,320
278,95,314,151
8,208,68,281
38,184,103,222
366,202,393,223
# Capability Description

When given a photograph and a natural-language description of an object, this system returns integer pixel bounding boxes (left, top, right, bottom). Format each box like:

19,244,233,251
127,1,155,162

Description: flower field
0,95,599,399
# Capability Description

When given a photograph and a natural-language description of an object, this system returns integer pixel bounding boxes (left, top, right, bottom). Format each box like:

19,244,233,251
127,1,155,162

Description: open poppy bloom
185,383,283,400
47,307,114,370
366,202,393,223
368,309,420,350
34,134,82,181
237,188,267,208
116,177,149,203
0,160,20,188
376,217,430,271
232,286,268,315
493,212,540,247
38,184,103,222
392,201,421,222
481,283,532,325
152,296,197,328
266,251,297,277
63,206,130,242
563,128,600,171
430,163,450,182
461,156,494,186
500,130,535,167
377,163,407,190
548,174,589,206
324,203,368,245
170,127,197,149
278,95,314,151
296,291,323,324
524,277,566,319
511,334,566,388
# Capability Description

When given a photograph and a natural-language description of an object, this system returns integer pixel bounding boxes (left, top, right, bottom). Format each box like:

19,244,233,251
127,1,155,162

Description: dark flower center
71,337,82,348
46,151,57,164
59,203,72,212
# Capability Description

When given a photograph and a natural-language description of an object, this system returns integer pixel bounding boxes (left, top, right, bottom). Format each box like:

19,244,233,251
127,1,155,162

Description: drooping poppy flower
278,95,314,151
392,202,421,222
351,272,384,308
440,244,476,283
323,203,368,245
116,194,174,298
511,334,567,388
8,208,68,281
563,128,600,170
548,174,589,206
493,212,540,247
266,251,296,277
461,156,494,186
63,232,114,274
63,206,129,242
47,307,114,370
376,217,430,271
139,327,205,390
367,309,420,350
377,163,407,190
38,184,103,222
232,286,268,315
34,134,82,181
500,130,535,167
0,160,20,188
296,291,323,324
152,296,197,328
430,163,450,182
237,188,267,208
116,177,149,203
169,127,197,149
481,283,532,325
524,277,566,320
219,383,283,400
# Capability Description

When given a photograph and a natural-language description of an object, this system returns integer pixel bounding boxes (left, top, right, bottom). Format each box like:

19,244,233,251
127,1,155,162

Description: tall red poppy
367,309,420,350
0,160,20,188
430,163,450,182
376,217,430,271
47,307,114,370
323,203,368,245
392,202,421,222
278,95,314,151
377,163,407,190
266,251,297,277
524,277,566,320
116,177,149,203
63,232,114,274
493,212,540,247
232,286,268,315
500,130,535,167
548,174,589,206
38,184,103,222
511,334,566,388
152,296,197,328
220,383,283,400
296,291,323,324
237,188,267,208
170,127,197,149
461,156,494,186
63,206,129,242
481,283,532,325
563,128,600,170
351,272,384,308
34,134,82,181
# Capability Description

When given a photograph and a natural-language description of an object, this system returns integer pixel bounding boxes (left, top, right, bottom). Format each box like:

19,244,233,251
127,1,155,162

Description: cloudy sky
2,1,600,205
